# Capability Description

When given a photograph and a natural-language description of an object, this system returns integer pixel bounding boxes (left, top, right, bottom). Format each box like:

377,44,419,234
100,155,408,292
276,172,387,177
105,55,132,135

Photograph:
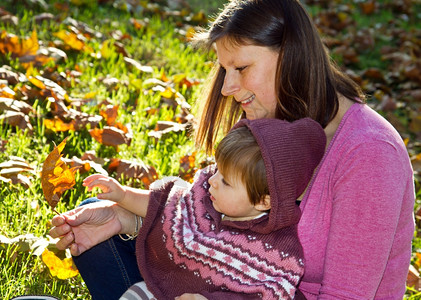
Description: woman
50,0,415,299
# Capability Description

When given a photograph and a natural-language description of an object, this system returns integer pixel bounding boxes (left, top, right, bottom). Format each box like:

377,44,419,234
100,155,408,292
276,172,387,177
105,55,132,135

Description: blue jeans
73,198,143,300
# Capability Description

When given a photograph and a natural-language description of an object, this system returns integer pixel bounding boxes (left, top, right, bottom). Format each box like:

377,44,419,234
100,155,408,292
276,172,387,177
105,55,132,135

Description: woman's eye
236,66,247,72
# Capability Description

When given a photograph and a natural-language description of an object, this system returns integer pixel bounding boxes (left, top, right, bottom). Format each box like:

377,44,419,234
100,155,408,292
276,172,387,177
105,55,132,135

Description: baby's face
208,169,261,221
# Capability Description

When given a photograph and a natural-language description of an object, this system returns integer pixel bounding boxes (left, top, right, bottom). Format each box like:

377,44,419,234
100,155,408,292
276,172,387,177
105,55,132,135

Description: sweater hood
226,118,326,234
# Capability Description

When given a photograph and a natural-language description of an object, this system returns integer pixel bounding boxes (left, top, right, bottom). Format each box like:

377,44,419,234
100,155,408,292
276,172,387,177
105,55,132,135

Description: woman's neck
324,95,355,146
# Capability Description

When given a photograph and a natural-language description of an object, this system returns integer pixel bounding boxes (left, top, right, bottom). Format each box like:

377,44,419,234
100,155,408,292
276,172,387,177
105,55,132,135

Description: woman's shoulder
333,103,406,152
321,102,412,177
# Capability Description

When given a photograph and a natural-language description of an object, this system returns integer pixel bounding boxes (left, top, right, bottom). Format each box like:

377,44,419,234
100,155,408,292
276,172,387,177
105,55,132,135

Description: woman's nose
221,70,240,96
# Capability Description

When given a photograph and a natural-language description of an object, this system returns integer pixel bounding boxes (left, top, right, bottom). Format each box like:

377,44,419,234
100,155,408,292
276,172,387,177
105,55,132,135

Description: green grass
0,0,420,299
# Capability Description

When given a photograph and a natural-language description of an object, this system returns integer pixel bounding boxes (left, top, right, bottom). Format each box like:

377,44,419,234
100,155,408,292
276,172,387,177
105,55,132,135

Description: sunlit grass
0,0,420,299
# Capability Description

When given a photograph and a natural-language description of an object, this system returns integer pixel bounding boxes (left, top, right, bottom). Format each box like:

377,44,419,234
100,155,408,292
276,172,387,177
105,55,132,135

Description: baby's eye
221,178,230,186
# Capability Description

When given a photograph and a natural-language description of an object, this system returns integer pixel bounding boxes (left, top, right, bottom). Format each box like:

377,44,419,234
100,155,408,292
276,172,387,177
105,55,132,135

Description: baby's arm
83,174,150,217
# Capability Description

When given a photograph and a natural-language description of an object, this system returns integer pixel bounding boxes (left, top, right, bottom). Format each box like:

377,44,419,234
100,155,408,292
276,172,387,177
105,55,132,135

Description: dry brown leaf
89,126,132,147
108,158,158,188
0,139,6,152
148,121,188,140
0,157,34,187
41,138,78,211
0,110,33,131
0,65,25,85
407,264,421,289
0,97,34,114
0,85,15,99
100,104,119,126
179,152,196,182
61,156,108,175
359,2,377,15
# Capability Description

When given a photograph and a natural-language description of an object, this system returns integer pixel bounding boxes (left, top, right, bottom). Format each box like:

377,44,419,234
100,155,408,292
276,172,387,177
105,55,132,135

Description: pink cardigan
298,103,415,299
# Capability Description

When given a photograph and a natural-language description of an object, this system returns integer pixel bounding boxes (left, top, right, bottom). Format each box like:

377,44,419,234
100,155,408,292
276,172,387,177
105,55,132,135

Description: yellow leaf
54,30,85,51
42,248,79,279
20,30,39,57
83,91,97,99
160,86,175,99
100,39,115,59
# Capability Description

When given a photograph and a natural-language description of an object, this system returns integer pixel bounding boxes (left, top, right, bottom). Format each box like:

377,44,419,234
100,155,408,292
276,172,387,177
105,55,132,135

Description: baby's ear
255,195,271,211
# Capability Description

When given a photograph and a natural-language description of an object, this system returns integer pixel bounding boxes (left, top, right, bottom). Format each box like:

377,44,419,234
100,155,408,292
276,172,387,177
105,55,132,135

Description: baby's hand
83,174,126,203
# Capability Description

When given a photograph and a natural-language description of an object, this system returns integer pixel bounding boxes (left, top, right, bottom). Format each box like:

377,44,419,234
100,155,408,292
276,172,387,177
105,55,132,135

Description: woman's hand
49,200,134,256
175,294,208,300
83,174,126,203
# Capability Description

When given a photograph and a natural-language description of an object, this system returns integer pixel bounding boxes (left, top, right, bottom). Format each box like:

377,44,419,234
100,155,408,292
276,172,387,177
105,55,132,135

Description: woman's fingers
70,243,84,256
49,220,71,238
54,231,74,250
51,214,66,227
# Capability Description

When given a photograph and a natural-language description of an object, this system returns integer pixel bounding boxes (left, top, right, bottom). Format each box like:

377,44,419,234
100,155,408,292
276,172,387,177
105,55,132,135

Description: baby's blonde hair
215,126,269,206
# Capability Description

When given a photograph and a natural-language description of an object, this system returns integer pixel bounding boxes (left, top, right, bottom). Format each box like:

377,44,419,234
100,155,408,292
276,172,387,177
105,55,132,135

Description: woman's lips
240,94,255,107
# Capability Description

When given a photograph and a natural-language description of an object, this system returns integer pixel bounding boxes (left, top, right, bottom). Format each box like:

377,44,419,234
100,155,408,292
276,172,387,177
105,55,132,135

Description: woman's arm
319,141,414,298
49,200,138,256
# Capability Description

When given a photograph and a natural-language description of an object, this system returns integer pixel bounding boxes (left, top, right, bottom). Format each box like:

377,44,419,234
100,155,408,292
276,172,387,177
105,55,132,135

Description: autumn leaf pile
0,0,420,298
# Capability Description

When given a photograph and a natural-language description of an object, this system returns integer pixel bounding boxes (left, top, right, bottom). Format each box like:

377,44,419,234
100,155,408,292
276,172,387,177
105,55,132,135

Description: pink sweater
297,103,415,299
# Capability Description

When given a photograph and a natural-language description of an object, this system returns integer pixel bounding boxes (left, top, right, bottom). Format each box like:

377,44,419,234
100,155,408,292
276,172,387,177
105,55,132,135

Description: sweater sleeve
318,141,414,299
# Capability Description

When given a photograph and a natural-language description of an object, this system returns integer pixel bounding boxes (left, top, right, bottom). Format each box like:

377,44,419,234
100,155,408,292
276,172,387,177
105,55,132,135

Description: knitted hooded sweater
135,118,326,299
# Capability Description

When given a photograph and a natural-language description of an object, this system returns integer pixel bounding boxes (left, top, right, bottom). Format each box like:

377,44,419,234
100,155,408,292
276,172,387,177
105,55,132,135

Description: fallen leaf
61,156,108,175
124,57,153,73
359,2,377,15
0,29,39,58
41,138,78,211
0,110,33,131
100,104,119,126
179,152,196,182
0,157,34,187
42,248,79,279
0,97,33,114
0,233,40,252
89,126,132,147
108,158,158,188
407,264,421,290
44,117,76,132
148,120,188,140
53,29,92,53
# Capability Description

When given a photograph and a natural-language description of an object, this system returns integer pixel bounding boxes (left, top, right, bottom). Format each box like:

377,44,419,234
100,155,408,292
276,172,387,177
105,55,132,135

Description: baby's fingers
83,174,109,186
83,178,112,192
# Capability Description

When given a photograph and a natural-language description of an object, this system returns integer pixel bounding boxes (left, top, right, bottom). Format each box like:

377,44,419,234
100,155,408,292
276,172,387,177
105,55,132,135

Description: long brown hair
194,0,364,153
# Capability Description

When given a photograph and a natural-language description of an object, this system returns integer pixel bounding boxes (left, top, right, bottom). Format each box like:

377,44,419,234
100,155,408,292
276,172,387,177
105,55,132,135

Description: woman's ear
255,195,271,211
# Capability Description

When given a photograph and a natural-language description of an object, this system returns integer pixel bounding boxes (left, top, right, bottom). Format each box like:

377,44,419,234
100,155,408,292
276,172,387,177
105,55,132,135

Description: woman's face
215,37,279,120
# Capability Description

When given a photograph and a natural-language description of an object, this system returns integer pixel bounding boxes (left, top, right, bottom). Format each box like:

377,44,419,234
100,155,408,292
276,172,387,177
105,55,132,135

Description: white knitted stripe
119,282,156,300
